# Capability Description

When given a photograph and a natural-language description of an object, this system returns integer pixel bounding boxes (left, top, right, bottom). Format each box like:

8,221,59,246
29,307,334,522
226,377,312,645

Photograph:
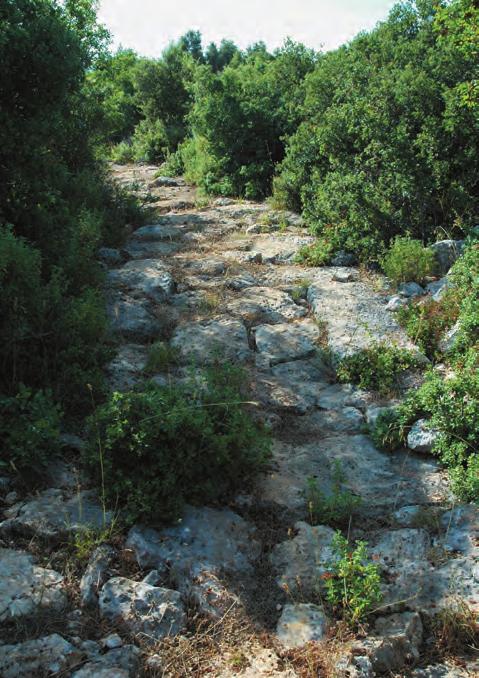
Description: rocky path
0,164,477,677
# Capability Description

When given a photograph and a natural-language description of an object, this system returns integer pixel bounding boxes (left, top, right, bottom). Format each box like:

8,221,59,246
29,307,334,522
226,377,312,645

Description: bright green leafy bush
382,237,436,284
337,344,419,396
0,386,61,476
397,293,460,359
143,341,180,374
86,363,271,524
323,532,382,626
295,238,334,267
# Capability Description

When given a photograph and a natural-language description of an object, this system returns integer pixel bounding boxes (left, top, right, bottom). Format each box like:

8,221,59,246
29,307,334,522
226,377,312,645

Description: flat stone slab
276,603,330,648
0,489,112,541
72,645,140,678
125,239,181,259
107,343,148,391
99,577,186,642
307,270,419,358
127,506,260,577
271,522,337,598
227,286,307,325
107,295,163,340
108,259,174,303
171,318,251,364
254,320,320,366
246,234,315,263
0,549,65,622
131,223,185,241
0,635,81,678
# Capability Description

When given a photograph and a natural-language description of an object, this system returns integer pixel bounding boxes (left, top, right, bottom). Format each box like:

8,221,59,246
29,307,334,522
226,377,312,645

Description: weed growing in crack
144,341,180,374
304,462,361,528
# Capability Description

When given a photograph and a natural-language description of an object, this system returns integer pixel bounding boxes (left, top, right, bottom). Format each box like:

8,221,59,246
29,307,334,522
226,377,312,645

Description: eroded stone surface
276,603,330,648
254,320,320,366
171,318,251,364
108,259,174,303
0,635,81,678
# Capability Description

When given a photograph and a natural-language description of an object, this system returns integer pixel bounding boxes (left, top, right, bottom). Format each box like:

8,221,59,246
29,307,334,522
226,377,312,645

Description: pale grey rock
254,320,320,366
271,522,337,597
407,419,439,453
426,276,451,298
370,528,431,571
187,257,226,276
180,563,241,619
99,577,186,642
227,286,307,324
72,645,140,678
151,176,181,187
100,633,123,650
438,320,461,353
430,240,465,275
246,224,261,234
108,259,174,303
0,488,112,541
411,664,469,677
107,295,162,340
106,343,148,391
132,223,185,241
0,634,81,678
308,272,419,358
276,603,330,648
440,504,478,556
393,505,423,526
243,234,315,264
370,612,423,672
398,281,425,297
125,239,181,259
386,295,409,311
171,318,251,364
80,544,116,607
127,506,260,577
332,269,358,283
294,407,365,435
0,549,65,622
226,273,258,290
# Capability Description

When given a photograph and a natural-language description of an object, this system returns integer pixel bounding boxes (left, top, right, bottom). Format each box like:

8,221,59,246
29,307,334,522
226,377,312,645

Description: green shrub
337,343,419,396
305,462,362,527
85,363,271,524
295,238,334,267
0,386,61,476
159,150,185,177
130,119,169,163
323,532,382,626
371,408,404,452
110,141,135,164
382,237,436,285
397,293,460,360
144,341,179,374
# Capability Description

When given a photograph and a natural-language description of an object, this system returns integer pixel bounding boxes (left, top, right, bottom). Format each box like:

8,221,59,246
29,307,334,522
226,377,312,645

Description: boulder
254,320,320,366
430,240,465,275
331,251,356,267
107,295,163,340
407,419,439,453
72,645,140,678
332,269,358,283
226,286,307,324
0,549,65,622
386,295,409,311
438,320,461,353
398,282,425,298
99,577,186,642
0,635,81,678
80,544,116,607
171,318,251,365
276,603,330,648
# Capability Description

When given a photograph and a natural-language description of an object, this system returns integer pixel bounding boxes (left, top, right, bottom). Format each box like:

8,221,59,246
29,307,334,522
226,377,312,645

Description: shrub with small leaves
323,532,382,626
337,343,419,396
382,236,436,284
85,362,271,524
295,238,334,267
305,462,362,527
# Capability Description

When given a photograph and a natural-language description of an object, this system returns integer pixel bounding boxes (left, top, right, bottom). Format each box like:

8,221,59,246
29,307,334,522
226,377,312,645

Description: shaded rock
227,286,307,324
441,504,478,556
98,247,125,266
368,611,423,672
171,318,251,364
180,563,241,619
99,577,186,642
271,522,337,597
0,548,65,622
393,505,423,526
371,528,431,571
294,407,365,435
0,489,112,541
438,320,461,353
276,603,330,648
386,295,409,311
108,259,174,304
254,320,320,366
332,269,358,283
127,506,260,577
107,295,162,340
226,273,258,290
80,544,116,607
365,405,397,427
151,176,181,187
398,282,425,298
132,223,185,241
331,251,356,267
72,645,140,678
187,257,226,276
407,419,439,453
426,276,452,299
0,634,81,678
125,239,181,259
430,240,465,275
106,343,148,391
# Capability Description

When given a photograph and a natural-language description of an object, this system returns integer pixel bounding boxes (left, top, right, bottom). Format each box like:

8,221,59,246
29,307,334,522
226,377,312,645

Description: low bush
397,293,460,360
143,341,179,374
0,386,61,476
382,236,436,285
305,462,361,527
337,343,419,396
323,532,382,626
85,363,271,524
295,238,334,267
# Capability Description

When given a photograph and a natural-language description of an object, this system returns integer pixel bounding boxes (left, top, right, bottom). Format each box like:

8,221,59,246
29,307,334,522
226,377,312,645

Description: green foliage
371,408,404,453
397,293,460,359
275,0,479,261
323,532,382,626
337,343,419,396
305,462,362,528
0,386,61,475
144,342,179,374
295,238,334,266
85,363,271,524
382,236,436,284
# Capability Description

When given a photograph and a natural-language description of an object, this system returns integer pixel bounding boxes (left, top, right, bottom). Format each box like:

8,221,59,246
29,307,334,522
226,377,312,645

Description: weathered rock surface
80,544,116,607
254,319,320,366
407,419,439,453
276,603,330,648
0,634,81,678
0,549,65,622
430,239,465,275
0,489,111,541
227,286,307,324
72,645,140,678
171,317,251,364
99,577,186,641
107,295,163,340
108,259,174,303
